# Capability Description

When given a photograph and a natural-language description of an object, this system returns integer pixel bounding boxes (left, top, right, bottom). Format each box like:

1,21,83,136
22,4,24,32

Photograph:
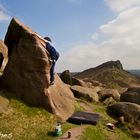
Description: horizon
0,0,140,72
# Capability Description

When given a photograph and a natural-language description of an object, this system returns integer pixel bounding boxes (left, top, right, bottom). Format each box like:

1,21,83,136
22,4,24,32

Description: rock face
120,87,140,105
82,78,103,87
0,18,75,121
60,70,72,85
93,60,123,70
103,97,116,106
108,102,140,122
71,77,87,87
60,70,87,87
98,89,120,101
70,85,99,102
47,74,75,120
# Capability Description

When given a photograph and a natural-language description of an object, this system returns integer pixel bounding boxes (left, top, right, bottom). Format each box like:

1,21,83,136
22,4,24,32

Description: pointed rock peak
95,60,123,70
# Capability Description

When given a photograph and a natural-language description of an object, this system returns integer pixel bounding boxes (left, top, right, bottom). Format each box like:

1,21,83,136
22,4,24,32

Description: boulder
120,91,140,105
60,70,87,87
103,97,116,106
60,70,72,85
0,18,75,121
98,89,120,101
128,87,140,93
108,102,140,122
83,78,103,87
70,85,99,102
71,77,87,87
47,74,75,120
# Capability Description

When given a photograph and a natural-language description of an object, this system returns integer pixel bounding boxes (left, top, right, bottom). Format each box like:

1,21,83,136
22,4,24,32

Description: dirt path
79,101,93,112
57,100,94,140
76,98,94,112
57,125,87,140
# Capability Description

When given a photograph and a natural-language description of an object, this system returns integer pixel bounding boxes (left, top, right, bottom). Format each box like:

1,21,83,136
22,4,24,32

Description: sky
0,0,140,72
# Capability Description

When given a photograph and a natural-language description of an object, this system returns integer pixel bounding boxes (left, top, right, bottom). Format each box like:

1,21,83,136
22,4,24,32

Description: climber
44,37,59,85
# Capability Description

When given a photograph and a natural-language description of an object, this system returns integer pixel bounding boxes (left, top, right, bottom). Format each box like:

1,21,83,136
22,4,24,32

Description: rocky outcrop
74,60,140,89
82,78,103,87
108,102,140,123
98,89,120,101
95,60,123,70
60,70,72,85
60,70,87,87
0,18,75,121
70,85,99,102
47,74,75,120
120,87,140,105
71,77,87,87
128,87,140,93
103,97,116,106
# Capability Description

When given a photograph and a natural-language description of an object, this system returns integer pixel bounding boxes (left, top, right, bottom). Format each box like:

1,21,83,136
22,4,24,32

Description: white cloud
57,43,107,72
0,4,10,21
100,7,140,39
105,0,140,12
56,3,140,72
99,5,140,69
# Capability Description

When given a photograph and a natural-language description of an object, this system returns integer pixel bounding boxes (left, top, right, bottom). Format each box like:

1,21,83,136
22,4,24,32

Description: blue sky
0,0,114,50
0,0,140,72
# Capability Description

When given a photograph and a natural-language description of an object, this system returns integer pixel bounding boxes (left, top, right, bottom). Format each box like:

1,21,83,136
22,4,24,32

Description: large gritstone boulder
0,18,75,121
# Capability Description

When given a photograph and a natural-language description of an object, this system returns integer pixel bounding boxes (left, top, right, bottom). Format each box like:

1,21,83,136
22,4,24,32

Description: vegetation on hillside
75,62,140,89
0,90,138,140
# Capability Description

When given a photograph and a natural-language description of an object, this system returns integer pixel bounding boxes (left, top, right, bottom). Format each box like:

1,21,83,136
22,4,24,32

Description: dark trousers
50,62,55,83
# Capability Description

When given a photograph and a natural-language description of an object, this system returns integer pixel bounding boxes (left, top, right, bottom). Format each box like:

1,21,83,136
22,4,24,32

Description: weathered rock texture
71,77,87,87
0,18,75,121
98,89,120,101
70,85,99,102
120,87,140,105
60,70,87,87
60,70,72,85
108,102,140,123
121,91,140,105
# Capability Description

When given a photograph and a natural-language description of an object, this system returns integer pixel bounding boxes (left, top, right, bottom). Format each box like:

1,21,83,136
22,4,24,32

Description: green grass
0,98,55,140
74,100,86,112
80,125,105,140
0,90,78,140
80,122,137,140
80,103,138,140
0,90,138,140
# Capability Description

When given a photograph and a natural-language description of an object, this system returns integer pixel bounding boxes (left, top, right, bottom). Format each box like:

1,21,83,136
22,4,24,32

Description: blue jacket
46,43,59,61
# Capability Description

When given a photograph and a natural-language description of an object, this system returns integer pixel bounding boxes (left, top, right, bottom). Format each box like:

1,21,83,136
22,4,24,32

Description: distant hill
127,69,140,78
74,60,140,89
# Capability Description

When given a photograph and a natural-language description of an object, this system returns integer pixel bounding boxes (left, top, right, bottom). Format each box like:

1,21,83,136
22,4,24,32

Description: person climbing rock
44,37,59,85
